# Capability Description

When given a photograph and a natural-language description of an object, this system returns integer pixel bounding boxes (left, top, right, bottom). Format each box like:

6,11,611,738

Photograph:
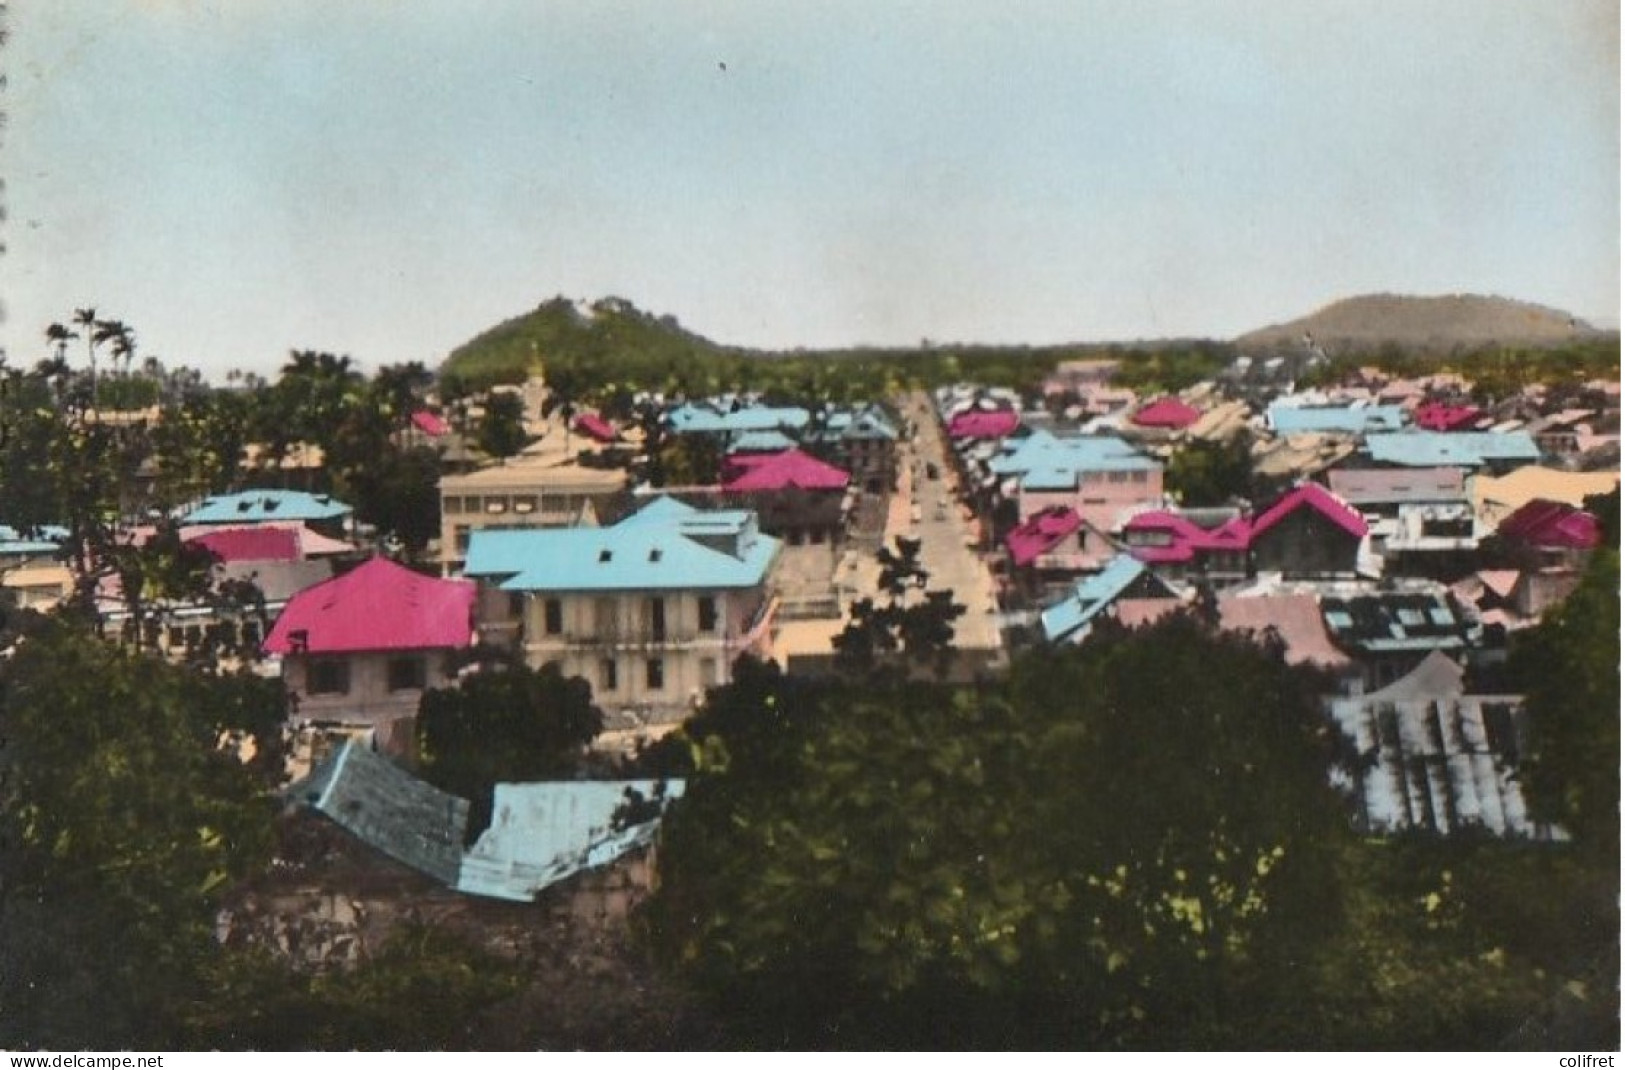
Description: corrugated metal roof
723,449,849,492
728,429,797,453
457,780,687,902
1267,402,1409,435
989,430,1158,482
1039,554,1168,643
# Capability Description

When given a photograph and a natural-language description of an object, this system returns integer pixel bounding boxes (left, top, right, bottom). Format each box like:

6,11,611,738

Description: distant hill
1237,293,1607,354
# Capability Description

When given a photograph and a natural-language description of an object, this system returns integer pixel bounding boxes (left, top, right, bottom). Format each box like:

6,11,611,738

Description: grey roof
1320,588,1479,653
1326,653,1556,839
293,741,470,886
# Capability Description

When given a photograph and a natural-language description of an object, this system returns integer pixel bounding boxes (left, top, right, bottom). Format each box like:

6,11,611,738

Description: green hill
439,295,1235,403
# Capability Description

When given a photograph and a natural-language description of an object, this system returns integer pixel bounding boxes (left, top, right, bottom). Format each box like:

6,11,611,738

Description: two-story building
461,496,781,727
987,430,1164,532
438,455,629,572
264,557,477,754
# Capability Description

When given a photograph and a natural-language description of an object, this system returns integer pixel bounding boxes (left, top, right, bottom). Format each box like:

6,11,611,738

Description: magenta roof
572,412,620,443
1131,396,1202,429
1005,505,1081,566
1123,510,1251,564
186,526,302,564
947,410,1021,440
1413,401,1482,432
1250,483,1368,541
411,410,450,436
1497,499,1601,549
264,557,476,655
722,448,850,492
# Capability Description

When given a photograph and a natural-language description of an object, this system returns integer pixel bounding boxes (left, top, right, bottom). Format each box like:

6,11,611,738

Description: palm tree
72,307,100,414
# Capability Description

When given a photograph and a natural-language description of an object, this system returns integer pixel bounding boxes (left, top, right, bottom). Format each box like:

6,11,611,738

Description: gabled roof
1131,396,1202,429
1039,554,1175,643
1473,466,1620,523
1266,402,1409,435
463,496,781,593
183,489,352,525
410,410,451,437
1122,510,1251,563
1251,483,1368,541
1496,499,1602,549
1365,431,1540,468
947,409,1022,440
571,412,620,443
722,448,849,492
293,740,470,887
1413,401,1483,432
457,780,687,902
1005,505,1082,567
264,557,476,655
819,406,900,441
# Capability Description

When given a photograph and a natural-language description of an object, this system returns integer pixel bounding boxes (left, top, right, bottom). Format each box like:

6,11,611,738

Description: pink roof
1497,499,1601,549
186,526,302,564
722,448,849,492
1005,506,1081,567
179,522,352,558
1115,598,1183,628
263,557,475,655
1217,594,1350,669
1250,483,1368,541
411,410,450,436
1413,401,1483,432
1131,396,1202,430
1476,569,1520,599
947,410,1021,440
572,412,620,443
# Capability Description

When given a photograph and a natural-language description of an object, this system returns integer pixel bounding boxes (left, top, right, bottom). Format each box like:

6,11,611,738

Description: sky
1,0,1618,379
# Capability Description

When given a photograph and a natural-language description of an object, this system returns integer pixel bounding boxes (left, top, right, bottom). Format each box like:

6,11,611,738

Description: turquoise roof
814,405,900,442
464,496,780,592
457,780,687,902
1365,431,1540,468
1039,554,1158,643
0,524,67,556
989,431,1157,488
667,402,810,435
1267,402,1409,435
182,489,352,525
730,429,797,453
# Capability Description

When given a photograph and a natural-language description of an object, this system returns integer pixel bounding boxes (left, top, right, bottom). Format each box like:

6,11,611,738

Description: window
646,657,665,691
542,494,567,514
544,598,563,634
442,495,463,514
594,597,618,636
240,620,262,648
166,625,185,649
1130,471,1148,484
650,597,667,641
698,596,718,633
387,656,426,692
700,657,718,685
601,658,618,692
308,659,351,696
486,497,508,514
512,495,538,514
1108,471,1129,484
455,526,472,554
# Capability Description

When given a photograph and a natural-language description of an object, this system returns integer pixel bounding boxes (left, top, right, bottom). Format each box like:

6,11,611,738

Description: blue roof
814,405,900,442
182,489,352,524
1267,402,1410,435
457,779,687,901
1365,431,1541,468
1039,554,1162,643
463,495,780,592
730,429,797,453
989,431,1158,487
667,402,810,435
0,524,67,556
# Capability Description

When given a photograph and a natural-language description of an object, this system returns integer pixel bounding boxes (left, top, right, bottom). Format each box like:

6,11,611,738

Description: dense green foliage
417,656,604,832
644,611,1619,1048
645,617,1352,1047
0,617,283,1048
1296,338,1620,404
1163,433,1257,507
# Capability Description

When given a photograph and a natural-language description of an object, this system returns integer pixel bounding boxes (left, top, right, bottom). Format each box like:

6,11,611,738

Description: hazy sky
2,1,1618,378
